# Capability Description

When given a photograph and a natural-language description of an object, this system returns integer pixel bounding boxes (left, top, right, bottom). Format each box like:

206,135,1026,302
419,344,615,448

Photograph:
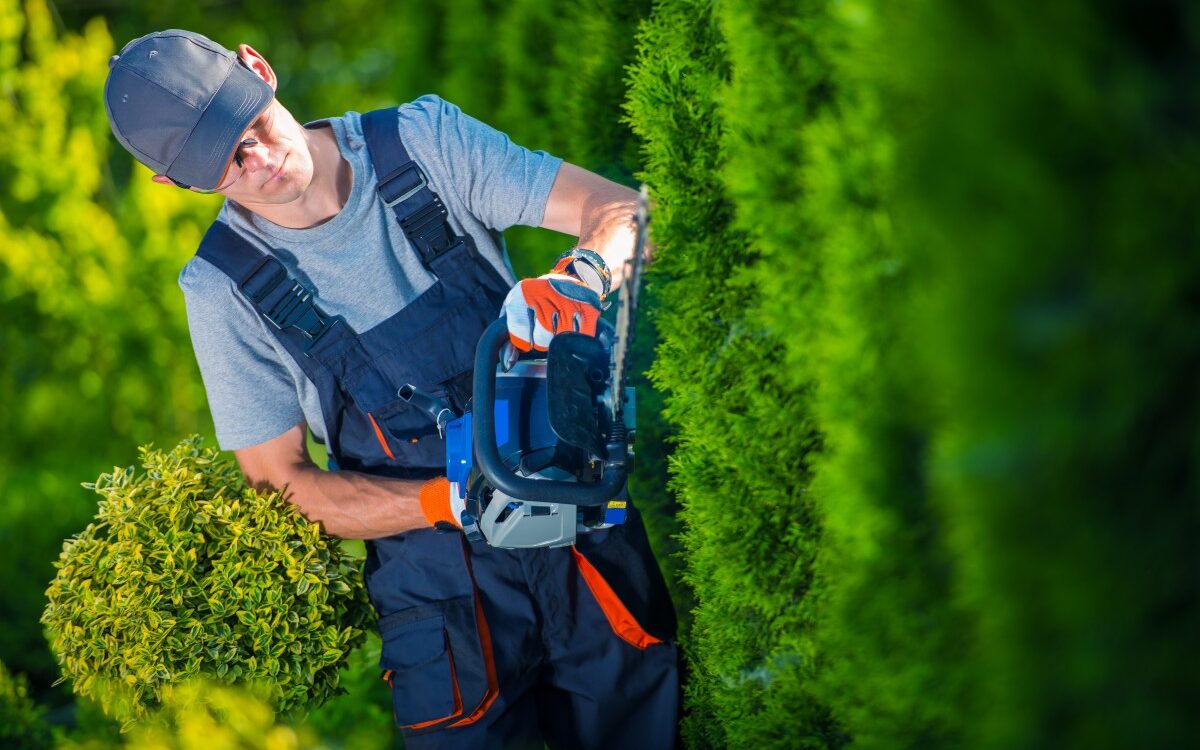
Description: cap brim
166,62,273,190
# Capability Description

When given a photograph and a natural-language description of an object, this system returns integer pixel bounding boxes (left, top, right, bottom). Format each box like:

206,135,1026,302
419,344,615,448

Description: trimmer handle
473,318,626,506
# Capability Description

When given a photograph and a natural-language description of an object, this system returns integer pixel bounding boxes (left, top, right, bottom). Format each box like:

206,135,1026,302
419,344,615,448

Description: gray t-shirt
179,95,563,450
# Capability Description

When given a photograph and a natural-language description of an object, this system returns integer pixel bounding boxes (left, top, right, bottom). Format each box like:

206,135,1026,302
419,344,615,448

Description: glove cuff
419,477,461,528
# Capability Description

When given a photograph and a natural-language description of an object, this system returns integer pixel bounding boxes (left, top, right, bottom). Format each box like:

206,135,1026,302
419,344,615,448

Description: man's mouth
265,153,288,185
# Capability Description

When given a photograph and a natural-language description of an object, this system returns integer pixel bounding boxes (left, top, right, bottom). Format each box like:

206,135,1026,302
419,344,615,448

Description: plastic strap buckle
377,162,427,208
400,195,448,235
264,281,316,331
261,284,342,357
240,256,341,352
241,256,288,304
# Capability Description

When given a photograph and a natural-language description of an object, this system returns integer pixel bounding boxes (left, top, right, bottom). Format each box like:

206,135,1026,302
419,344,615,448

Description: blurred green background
3,0,1199,747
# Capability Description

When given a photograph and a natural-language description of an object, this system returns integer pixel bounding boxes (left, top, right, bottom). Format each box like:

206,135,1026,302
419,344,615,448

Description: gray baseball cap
104,30,273,190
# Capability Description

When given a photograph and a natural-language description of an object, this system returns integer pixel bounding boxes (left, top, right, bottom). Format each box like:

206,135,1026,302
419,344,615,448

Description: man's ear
151,174,174,186
237,44,278,92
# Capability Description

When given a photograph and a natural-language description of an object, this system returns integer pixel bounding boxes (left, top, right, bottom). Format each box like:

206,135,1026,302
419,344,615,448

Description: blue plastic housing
446,369,557,499
444,412,473,495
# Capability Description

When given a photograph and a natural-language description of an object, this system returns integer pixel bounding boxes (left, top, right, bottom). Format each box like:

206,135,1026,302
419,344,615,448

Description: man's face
209,98,316,205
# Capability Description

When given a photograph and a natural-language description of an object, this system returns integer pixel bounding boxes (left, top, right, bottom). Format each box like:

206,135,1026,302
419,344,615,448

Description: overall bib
196,108,679,749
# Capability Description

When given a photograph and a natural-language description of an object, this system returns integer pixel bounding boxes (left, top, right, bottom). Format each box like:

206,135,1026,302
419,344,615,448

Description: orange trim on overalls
400,636,465,730
448,537,500,728
366,412,396,460
382,540,499,732
570,546,662,650
449,593,500,727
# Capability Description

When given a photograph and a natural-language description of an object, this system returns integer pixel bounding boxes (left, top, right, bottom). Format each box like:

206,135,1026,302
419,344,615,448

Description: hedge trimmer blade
607,184,650,425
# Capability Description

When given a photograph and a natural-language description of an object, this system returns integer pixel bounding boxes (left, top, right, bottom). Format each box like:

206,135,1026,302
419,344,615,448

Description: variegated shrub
42,436,372,720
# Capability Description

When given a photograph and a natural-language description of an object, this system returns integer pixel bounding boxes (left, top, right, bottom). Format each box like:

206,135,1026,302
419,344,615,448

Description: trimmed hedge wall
624,0,1200,747
627,1,833,746
902,2,1200,747
800,2,979,745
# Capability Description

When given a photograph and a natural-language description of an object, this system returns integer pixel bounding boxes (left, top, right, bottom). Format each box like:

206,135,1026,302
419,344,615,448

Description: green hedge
796,3,975,747
0,660,54,750
903,2,1200,746
624,0,1199,747
627,1,833,746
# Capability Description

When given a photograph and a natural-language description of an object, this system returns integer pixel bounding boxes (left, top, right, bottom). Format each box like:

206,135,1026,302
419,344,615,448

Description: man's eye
233,138,260,168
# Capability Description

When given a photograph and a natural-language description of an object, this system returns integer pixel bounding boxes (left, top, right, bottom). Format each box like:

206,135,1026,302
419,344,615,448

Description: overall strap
360,107,509,293
196,221,384,460
361,108,456,273
197,222,346,357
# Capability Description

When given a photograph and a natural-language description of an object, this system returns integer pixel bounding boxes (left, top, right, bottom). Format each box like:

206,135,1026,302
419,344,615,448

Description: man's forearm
542,163,645,291
278,465,430,540
577,186,640,290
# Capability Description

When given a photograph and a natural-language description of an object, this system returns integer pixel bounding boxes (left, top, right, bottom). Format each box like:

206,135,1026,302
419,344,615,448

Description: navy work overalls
196,108,679,749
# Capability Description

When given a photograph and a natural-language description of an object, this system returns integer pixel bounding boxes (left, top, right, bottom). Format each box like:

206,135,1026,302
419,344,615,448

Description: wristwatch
552,247,612,300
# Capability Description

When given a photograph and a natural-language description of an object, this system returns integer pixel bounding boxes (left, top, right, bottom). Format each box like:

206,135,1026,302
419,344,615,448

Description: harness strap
360,108,510,293
361,109,457,271
197,221,373,460
197,223,347,352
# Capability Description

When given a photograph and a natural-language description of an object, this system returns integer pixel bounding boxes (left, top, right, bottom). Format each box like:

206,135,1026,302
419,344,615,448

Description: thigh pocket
365,396,445,468
377,592,499,732
380,609,459,727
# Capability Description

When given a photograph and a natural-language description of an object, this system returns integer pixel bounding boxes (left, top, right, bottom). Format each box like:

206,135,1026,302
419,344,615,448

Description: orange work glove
502,273,602,353
419,477,464,528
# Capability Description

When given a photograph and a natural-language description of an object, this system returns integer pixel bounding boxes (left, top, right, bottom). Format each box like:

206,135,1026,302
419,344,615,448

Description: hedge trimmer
404,186,651,548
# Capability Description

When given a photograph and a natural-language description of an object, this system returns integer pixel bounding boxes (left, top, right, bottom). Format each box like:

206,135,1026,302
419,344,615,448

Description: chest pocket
337,292,493,471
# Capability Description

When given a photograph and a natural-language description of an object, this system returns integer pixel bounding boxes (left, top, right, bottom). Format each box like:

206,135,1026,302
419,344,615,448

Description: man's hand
503,273,602,352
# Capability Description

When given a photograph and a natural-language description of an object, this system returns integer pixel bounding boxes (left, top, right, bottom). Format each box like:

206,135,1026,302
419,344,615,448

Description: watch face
574,263,606,297
559,248,612,299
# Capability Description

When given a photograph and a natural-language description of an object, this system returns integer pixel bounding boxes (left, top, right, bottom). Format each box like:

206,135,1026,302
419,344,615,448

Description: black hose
397,383,454,433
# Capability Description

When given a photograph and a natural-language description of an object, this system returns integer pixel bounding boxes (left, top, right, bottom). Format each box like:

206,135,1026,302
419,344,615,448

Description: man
103,29,678,750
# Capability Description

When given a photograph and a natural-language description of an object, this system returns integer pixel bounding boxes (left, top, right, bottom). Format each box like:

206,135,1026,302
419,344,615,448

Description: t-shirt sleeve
179,258,305,451
405,95,563,231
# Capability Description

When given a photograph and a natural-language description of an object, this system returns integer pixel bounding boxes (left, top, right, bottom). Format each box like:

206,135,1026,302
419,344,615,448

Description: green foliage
627,1,831,747
0,0,217,698
56,695,124,749
59,679,327,750
901,2,1200,747
296,634,399,750
42,437,372,722
628,0,1200,747
0,660,54,750
790,3,975,748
